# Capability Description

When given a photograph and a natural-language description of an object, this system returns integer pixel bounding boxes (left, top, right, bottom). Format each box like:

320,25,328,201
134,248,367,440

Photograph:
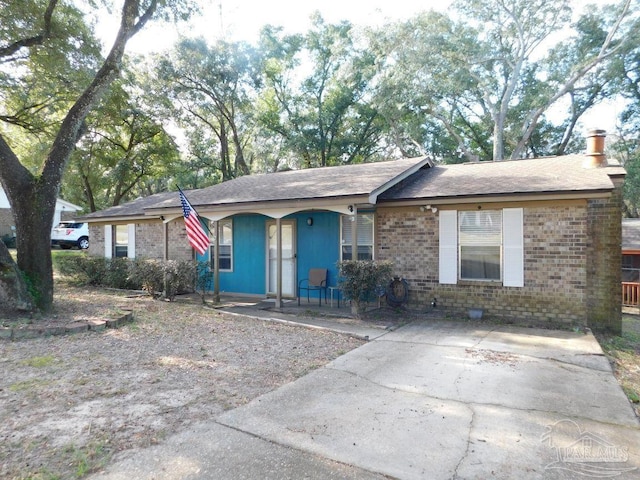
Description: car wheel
78,237,89,250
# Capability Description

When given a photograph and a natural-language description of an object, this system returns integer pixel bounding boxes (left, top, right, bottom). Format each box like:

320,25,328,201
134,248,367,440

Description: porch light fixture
420,205,438,213
307,217,313,226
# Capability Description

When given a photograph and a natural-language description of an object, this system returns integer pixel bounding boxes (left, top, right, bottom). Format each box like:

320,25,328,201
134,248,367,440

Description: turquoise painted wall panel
223,215,266,294
198,212,342,297
294,211,341,297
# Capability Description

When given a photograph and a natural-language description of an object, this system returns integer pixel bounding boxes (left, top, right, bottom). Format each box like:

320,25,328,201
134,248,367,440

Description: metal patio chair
298,268,328,306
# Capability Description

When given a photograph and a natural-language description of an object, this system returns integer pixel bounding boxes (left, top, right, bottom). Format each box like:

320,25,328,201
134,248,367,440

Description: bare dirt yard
0,285,366,480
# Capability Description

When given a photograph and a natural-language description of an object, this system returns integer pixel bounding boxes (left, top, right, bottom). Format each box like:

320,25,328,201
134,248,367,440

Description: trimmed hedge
55,255,197,300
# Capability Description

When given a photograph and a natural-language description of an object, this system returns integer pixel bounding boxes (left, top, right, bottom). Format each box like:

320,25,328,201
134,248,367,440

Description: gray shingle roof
79,157,430,220
379,155,623,201
623,219,640,250
149,156,431,210
78,191,178,220
79,154,624,221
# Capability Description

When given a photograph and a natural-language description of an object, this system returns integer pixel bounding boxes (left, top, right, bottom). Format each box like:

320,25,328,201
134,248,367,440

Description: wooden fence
622,282,640,307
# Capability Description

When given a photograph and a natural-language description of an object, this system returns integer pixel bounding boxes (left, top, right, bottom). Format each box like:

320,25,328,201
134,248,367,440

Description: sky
117,0,454,52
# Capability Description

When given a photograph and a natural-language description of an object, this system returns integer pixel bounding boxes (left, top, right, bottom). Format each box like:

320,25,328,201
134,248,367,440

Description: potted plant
338,260,393,317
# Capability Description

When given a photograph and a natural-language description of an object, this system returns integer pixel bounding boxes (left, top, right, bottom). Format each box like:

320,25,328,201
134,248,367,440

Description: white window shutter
503,208,524,287
127,223,136,259
104,225,112,259
439,210,458,284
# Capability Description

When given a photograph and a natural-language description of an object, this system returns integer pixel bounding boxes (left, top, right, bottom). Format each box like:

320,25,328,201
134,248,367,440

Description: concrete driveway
92,320,640,479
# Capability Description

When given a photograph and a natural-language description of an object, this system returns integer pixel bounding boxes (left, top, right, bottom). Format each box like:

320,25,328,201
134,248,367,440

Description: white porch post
213,220,220,303
351,205,358,260
162,220,168,261
276,217,282,308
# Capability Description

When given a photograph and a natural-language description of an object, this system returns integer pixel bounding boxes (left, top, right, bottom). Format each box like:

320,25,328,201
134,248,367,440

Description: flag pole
176,185,219,303
176,185,212,236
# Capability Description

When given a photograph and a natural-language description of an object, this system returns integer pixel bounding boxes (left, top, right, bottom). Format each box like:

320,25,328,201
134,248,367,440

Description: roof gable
379,155,623,202
80,157,432,220
151,156,431,211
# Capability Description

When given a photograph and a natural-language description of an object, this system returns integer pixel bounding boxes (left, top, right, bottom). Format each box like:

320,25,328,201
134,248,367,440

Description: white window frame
340,212,375,261
107,223,135,259
458,210,503,282
209,219,233,272
114,224,128,258
439,208,523,287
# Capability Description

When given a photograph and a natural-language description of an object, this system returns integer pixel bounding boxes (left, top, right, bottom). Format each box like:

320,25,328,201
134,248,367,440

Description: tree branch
511,0,633,159
41,0,159,189
0,0,59,59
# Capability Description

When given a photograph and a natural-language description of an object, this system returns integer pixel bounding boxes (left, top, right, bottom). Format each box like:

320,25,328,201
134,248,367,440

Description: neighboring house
0,186,82,238
622,218,640,306
79,131,625,332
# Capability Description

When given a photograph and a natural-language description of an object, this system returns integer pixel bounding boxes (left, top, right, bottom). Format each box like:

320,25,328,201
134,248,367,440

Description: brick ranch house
79,131,625,333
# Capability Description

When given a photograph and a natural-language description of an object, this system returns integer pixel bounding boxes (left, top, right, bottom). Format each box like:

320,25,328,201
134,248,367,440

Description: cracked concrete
91,319,640,480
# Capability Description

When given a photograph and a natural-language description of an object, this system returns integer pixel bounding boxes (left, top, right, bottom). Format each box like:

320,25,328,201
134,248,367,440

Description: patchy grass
64,439,112,478
0,284,365,480
9,378,53,393
596,315,640,418
20,355,58,368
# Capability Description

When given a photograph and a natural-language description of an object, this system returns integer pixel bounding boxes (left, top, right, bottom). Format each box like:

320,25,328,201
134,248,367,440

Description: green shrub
171,260,197,294
195,261,214,303
103,258,136,289
55,255,198,299
127,259,197,299
128,258,164,296
56,255,107,285
338,260,393,315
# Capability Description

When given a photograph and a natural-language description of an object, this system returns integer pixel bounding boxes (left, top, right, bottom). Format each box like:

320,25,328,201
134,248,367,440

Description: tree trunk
0,240,33,311
13,183,57,310
0,0,162,313
492,110,504,161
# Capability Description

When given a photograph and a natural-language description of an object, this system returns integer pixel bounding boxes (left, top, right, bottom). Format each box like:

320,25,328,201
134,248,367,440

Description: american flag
179,190,210,255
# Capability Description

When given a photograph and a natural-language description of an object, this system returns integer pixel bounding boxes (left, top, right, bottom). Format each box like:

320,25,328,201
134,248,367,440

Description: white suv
51,221,90,250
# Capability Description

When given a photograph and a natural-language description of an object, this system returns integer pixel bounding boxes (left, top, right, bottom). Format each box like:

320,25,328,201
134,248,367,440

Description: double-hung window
104,224,135,259
439,208,523,287
209,219,233,272
114,225,129,258
459,210,502,281
341,212,374,260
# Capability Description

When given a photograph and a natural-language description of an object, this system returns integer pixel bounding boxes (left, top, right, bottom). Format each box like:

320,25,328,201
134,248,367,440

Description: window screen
209,219,233,272
341,213,374,260
458,210,502,281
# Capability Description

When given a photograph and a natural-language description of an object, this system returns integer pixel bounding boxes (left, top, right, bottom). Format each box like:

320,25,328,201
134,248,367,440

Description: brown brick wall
376,202,591,327
586,176,624,333
88,219,195,261
87,224,104,257
134,223,164,259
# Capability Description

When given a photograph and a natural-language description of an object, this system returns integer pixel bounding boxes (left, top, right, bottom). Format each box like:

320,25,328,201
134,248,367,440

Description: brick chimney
583,129,607,168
